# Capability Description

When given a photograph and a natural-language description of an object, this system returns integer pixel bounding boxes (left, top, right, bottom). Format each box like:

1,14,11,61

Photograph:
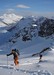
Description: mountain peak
0,13,23,24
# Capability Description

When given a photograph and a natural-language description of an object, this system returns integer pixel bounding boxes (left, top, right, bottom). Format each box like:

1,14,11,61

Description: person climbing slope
39,54,42,62
7,49,20,66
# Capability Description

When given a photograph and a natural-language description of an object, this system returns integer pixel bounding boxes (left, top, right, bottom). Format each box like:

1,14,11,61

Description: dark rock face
8,17,54,42
38,18,54,37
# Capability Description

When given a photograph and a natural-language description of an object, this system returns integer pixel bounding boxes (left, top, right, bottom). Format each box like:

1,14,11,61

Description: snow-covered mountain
0,14,54,45
0,13,23,25
0,14,54,51
0,14,54,75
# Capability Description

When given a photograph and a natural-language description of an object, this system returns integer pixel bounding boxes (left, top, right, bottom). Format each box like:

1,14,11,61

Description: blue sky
0,0,54,16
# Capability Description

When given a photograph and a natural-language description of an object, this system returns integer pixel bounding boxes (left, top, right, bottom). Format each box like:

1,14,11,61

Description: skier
39,54,42,62
32,53,43,62
6,49,19,66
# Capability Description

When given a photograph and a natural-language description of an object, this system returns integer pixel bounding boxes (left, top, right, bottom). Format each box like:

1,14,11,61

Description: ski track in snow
0,65,51,75
0,50,54,75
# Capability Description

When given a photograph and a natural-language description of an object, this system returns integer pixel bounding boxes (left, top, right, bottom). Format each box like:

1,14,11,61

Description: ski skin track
0,64,51,75
0,61,39,68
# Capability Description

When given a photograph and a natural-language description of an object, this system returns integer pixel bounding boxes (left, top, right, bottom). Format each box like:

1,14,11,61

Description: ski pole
7,56,8,67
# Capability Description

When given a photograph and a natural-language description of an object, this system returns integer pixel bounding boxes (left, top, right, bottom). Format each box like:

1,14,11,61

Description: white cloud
16,4,30,8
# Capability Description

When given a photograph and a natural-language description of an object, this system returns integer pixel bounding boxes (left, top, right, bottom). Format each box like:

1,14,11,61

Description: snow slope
0,35,54,75
0,47,54,75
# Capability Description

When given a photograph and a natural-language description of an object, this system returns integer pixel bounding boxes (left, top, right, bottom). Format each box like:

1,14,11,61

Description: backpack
13,49,20,55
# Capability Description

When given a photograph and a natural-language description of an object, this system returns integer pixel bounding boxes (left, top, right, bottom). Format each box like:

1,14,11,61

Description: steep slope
0,40,54,75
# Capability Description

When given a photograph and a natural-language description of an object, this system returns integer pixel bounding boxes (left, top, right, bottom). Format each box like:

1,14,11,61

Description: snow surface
0,14,54,75
0,50,54,75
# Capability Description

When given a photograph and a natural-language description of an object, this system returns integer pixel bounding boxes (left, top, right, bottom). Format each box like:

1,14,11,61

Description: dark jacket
7,52,18,59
